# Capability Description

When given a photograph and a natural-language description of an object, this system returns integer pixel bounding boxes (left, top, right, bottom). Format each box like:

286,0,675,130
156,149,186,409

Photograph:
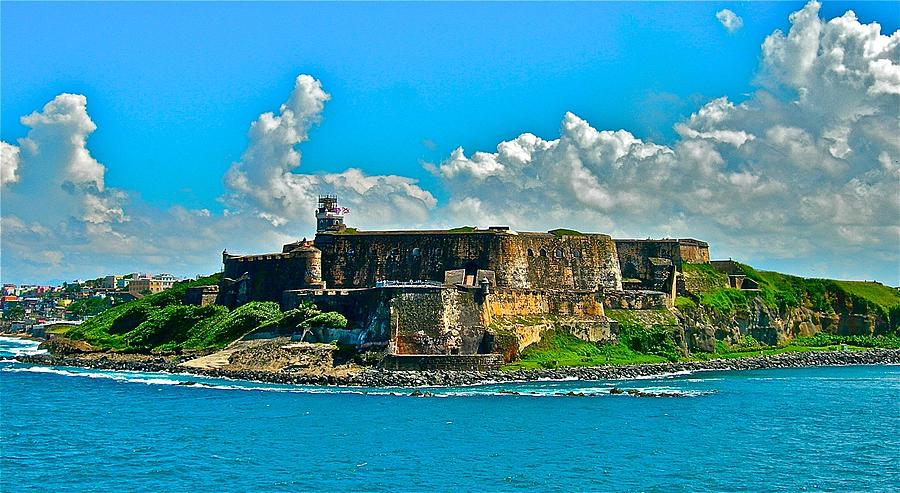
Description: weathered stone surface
183,285,219,306
615,238,708,282
38,337,99,355
218,245,323,307
283,285,619,362
601,290,669,310
180,338,336,373
674,296,895,353
314,230,622,291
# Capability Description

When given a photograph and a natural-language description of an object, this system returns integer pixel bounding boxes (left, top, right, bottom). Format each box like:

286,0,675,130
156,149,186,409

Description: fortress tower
315,195,346,233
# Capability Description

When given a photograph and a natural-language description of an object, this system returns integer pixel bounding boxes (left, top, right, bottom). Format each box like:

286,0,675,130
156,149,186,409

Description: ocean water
1,336,898,492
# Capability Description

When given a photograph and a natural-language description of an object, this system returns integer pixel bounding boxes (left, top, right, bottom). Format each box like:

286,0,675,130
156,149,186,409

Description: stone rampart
219,249,322,307
482,289,605,324
184,285,219,306
601,290,669,310
615,238,709,280
314,230,622,291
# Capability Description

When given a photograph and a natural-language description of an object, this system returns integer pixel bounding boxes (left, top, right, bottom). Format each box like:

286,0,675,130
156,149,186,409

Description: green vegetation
698,288,753,314
606,309,680,362
697,333,900,360
66,297,113,318
793,333,900,349
504,329,669,370
549,228,584,237
680,263,752,315
256,303,348,335
740,265,900,328
679,262,900,329
506,322,900,370
674,296,696,310
64,274,347,353
833,281,900,309
2,305,25,320
681,263,729,290
448,226,478,233
504,310,680,370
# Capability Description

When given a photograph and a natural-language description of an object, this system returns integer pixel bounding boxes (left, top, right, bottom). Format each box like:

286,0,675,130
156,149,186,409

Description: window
572,250,581,258
539,248,547,257
554,249,564,259
411,247,421,257
527,248,534,257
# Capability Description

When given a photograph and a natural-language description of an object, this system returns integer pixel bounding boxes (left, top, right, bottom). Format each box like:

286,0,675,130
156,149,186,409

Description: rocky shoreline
15,348,900,388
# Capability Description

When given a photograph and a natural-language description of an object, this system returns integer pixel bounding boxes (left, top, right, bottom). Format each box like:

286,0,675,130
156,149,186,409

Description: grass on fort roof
832,280,900,310
741,264,900,324
448,226,478,233
548,228,584,237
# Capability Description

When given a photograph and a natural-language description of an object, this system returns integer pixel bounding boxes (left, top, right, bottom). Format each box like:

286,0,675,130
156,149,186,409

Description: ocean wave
632,369,695,380
0,337,47,357
2,366,181,385
1,363,720,398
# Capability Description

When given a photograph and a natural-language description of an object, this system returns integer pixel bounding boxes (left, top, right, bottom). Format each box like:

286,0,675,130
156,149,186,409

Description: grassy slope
680,262,900,327
507,265,899,370
65,274,226,350
504,309,680,370
503,329,668,370
63,273,350,353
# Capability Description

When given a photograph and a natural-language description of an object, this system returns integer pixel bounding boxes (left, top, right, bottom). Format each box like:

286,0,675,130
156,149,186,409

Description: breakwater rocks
15,349,900,388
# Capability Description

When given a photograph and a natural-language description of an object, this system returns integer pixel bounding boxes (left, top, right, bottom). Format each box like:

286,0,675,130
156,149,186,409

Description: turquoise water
2,336,898,492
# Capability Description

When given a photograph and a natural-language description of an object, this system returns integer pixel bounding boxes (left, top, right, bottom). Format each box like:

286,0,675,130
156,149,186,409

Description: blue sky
2,1,898,285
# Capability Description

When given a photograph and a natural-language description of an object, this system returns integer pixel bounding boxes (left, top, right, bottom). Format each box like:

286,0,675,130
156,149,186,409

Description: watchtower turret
316,195,346,233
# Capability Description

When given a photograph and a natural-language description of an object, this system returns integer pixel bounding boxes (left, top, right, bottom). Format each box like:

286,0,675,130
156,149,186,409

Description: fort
217,196,710,370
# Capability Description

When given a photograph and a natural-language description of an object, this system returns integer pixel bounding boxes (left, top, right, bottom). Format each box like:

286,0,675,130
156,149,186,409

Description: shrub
699,288,751,315
793,333,900,349
109,304,155,334
618,322,680,362
302,311,348,329
183,301,281,349
674,296,696,310
124,304,227,351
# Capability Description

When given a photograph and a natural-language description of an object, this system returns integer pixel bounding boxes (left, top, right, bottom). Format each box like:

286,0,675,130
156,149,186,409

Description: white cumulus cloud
4,94,127,226
224,74,436,231
1,141,20,186
2,76,438,282
433,1,899,282
1,1,897,285
716,9,744,33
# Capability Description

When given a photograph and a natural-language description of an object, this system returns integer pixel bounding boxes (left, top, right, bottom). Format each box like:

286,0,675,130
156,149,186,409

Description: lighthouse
315,195,347,233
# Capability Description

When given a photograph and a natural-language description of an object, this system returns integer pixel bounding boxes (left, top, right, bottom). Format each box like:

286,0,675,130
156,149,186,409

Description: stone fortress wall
614,238,709,281
218,248,322,307
282,284,614,362
217,197,711,367
313,229,622,291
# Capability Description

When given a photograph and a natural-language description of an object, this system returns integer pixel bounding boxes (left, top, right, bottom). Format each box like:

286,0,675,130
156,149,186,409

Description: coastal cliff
669,263,898,354
675,296,895,354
